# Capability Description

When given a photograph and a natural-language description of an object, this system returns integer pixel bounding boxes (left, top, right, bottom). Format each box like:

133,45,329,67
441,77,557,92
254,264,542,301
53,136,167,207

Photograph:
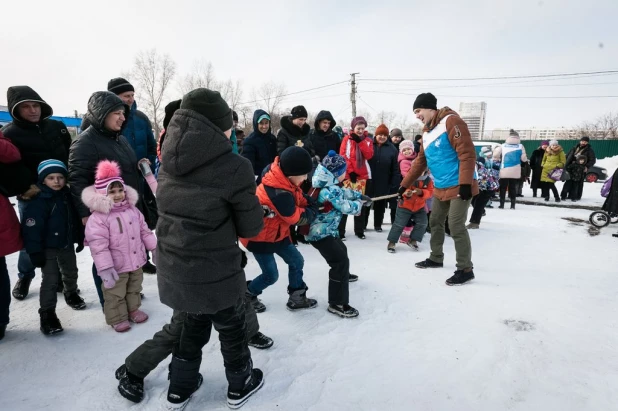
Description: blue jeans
387,207,428,243
249,243,305,295
1,256,10,325
17,200,36,280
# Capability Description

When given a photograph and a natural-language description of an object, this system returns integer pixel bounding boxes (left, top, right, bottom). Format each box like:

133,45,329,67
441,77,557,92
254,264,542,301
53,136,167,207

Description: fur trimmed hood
546,145,563,155
81,184,139,214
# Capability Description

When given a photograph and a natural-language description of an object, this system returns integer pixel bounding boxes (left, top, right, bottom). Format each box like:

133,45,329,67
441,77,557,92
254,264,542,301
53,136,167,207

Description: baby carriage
589,175,618,228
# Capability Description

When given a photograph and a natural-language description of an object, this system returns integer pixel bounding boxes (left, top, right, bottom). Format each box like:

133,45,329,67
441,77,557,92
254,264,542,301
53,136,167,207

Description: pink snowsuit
82,185,156,273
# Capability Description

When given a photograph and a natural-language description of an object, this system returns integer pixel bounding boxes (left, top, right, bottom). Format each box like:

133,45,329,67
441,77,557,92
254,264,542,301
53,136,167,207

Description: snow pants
429,196,473,270
125,293,261,379
387,207,428,243
309,236,350,305
40,248,79,311
102,269,142,325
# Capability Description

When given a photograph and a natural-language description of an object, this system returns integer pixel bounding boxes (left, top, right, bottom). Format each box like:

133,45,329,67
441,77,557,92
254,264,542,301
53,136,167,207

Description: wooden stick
370,193,399,201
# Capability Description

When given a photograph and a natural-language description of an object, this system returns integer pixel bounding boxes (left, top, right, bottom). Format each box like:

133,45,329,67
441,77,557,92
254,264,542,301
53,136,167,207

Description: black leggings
541,182,559,199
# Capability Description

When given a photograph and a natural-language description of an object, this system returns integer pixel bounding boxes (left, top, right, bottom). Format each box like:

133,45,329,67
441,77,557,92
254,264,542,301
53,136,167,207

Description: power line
360,70,618,82
237,80,348,106
361,90,618,99
358,96,378,113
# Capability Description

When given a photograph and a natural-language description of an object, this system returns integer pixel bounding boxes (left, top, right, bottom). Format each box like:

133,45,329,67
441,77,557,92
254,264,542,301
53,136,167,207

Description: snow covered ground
2,189,618,411
515,179,606,208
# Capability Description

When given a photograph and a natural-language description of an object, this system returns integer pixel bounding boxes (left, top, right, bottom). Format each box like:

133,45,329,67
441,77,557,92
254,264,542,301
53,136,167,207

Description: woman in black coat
366,124,400,231
529,141,548,197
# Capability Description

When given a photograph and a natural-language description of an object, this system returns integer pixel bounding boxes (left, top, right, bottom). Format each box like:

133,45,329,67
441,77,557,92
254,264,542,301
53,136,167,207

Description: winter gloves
397,186,407,202
361,195,373,208
29,252,46,268
99,267,120,289
459,184,472,201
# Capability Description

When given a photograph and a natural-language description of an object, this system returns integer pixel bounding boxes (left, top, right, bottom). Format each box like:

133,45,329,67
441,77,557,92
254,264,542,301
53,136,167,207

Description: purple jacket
82,184,156,273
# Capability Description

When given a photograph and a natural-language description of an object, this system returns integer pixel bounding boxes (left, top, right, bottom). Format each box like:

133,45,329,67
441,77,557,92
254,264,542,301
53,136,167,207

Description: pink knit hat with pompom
95,160,125,194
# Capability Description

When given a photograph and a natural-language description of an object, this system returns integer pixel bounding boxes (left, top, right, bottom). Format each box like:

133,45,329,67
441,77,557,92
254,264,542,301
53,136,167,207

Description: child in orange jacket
387,170,434,253
241,147,319,312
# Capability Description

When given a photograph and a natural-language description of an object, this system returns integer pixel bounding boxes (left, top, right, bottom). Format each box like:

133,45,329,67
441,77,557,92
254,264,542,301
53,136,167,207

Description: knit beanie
107,77,135,95
233,110,239,122
180,88,233,132
163,99,182,131
375,124,389,137
279,146,313,177
413,93,438,111
580,136,590,142
350,116,367,130
549,139,559,147
37,159,67,182
321,150,347,178
541,140,549,146
291,105,308,120
390,128,403,138
399,140,414,153
95,160,125,194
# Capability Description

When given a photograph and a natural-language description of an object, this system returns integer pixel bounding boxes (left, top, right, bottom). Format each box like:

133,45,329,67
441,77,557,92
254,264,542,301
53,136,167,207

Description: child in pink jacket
82,160,157,332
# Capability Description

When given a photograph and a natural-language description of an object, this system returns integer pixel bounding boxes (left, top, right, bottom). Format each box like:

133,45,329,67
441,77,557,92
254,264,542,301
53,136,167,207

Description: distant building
459,102,487,139
485,128,578,141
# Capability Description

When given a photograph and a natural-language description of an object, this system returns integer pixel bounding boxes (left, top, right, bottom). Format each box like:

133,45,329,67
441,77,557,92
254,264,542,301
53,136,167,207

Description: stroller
589,175,618,232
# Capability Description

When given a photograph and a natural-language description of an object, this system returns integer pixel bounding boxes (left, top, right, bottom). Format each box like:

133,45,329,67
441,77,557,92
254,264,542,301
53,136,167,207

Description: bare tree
597,112,618,139
376,110,398,126
220,79,244,111
178,59,216,95
131,49,176,135
251,81,287,116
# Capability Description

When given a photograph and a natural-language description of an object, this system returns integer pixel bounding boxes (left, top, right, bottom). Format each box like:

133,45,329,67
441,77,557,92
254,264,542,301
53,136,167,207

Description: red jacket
400,176,434,213
340,132,374,180
0,133,24,257
240,158,308,250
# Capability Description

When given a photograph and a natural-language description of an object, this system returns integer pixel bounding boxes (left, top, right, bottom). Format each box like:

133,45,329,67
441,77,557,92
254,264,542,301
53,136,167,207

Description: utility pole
350,72,359,118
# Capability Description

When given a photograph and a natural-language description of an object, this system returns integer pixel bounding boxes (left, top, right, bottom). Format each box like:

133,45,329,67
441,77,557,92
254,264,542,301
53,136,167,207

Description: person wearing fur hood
540,139,566,202
82,160,156,332
493,129,528,209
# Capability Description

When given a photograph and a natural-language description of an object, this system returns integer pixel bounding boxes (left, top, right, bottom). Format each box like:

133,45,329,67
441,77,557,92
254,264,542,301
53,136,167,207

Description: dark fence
485,140,618,159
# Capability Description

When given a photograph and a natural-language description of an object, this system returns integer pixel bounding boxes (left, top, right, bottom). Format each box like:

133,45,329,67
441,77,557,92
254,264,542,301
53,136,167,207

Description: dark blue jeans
17,200,36,280
249,243,305,295
1,256,10,325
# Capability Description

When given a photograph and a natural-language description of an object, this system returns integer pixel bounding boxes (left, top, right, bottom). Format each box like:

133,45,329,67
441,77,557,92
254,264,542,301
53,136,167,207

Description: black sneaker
12,277,32,300
356,233,366,240
248,332,274,349
227,368,264,409
445,269,475,286
39,309,63,335
142,261,157,274
374,227,383,233
327,304,359,318
65,292,87,310
116,365,145,403
348,274,358,282
415,259,444,269
246,292,265,313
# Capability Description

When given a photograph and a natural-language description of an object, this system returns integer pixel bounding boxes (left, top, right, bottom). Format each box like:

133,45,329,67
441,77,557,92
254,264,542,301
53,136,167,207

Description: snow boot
12,277,32,300
65,292,86,310
466,223,480,229
113,320,131,333
406,240,419,251
445,269,475,286
415,259,444,269
39,308,63,335
227,363,264,409
387,242,396,253
166,356,202,410
129,309,149,323
327,304,359,318
286,286,317,311
248,332,274,349
348,274,358,282
555,197,561,203
116,364,145,403
510,200,516,209
246,282,265,313
142,261,157,274
355,233,366,240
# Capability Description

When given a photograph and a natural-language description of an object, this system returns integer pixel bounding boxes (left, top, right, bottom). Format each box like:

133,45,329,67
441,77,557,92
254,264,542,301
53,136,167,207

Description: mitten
29,252,46,268
99,267,120,289
458,184,472,201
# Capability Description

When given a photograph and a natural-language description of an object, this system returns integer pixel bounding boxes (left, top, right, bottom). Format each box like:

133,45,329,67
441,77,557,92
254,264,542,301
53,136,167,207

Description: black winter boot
116,364,145,403
445,269,475,286
348,274,358,282
415,259,444,269
12,277,32,300
248,332,274,349
39,308,63,335
65,292,87,310
510,200,516,210
246,282,265,313
327,304,359,318
286,286,318,311
498,199,505,209
227,360,264,409
166,356,202,409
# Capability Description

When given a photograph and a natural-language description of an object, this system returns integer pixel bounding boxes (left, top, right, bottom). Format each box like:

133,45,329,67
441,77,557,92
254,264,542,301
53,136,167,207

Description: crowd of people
0,80,611,409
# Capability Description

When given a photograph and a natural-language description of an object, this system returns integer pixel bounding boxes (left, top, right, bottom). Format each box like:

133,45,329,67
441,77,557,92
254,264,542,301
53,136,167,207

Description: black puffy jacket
276,115,315,157
367,140,400,197
1,86,71,183
241,109,278,181
68,92,140,219
309,110,340,160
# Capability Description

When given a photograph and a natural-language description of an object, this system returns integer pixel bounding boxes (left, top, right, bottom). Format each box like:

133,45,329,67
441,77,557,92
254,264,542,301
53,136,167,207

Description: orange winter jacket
400,176,434,212
240,158,310,250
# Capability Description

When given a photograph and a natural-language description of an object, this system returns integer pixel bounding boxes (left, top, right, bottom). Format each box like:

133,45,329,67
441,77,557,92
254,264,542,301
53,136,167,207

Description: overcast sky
1,0,617,130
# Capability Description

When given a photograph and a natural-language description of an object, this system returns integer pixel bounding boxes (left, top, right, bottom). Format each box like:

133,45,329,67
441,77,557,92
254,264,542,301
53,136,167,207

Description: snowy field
2,182,618,411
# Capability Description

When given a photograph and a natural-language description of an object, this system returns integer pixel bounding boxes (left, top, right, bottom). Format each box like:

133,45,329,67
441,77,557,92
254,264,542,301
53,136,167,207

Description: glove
262,205,276,219
397,186,407,202
458,184,472,201
361,195,373,208
350,133,362,143
29,252,46,268
349,172,358,184
99,267,120,289
241,250,248,269
75,242,84,253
